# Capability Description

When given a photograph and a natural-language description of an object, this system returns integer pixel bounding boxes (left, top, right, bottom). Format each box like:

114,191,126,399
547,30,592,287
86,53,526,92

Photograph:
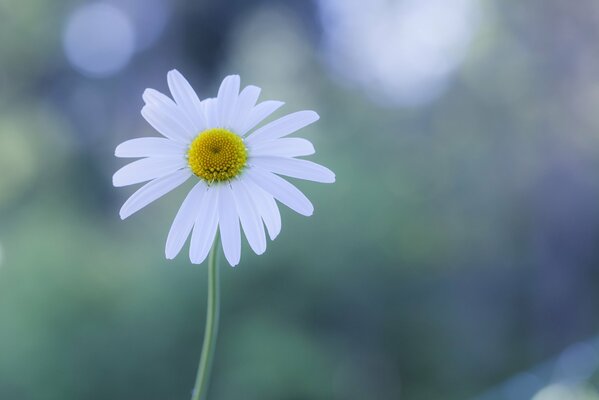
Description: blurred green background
2,0,599,399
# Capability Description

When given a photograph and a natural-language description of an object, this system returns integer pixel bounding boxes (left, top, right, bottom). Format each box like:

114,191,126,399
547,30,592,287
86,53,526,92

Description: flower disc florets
187,128,247,183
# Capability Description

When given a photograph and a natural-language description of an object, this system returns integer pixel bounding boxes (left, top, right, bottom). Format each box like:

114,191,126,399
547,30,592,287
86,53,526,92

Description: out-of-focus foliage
2,0,599,399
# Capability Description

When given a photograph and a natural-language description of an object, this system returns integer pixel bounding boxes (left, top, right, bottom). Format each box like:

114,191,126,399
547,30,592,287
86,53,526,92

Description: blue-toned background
1,1,599,399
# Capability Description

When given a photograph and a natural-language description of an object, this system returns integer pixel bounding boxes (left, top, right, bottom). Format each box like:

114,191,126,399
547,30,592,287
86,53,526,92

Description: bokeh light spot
63,3,135,78
318,0,481,107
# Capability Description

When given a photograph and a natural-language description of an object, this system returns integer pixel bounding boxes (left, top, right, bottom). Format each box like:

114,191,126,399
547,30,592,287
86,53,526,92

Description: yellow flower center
187,128,248,183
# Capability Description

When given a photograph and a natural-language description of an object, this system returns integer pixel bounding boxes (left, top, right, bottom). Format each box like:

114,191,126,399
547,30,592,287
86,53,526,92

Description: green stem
191,236,221,400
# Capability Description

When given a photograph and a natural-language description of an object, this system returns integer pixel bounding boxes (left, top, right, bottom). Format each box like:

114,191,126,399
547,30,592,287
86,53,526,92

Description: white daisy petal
165,181,207,259
202,98,218,128
247,167,314,216
115,137,186,158
141,105,191,145
113,157,186,187
230,85,261,134
119,169,191,220
250,156,335,183
142,89,195,139
240,100,284,135
189,187,220,264
216,75,240,128
218,184,241,266
244,178,281,240
231,180,266,255
248,138,315,158
245,111,319,145
167,69,207,131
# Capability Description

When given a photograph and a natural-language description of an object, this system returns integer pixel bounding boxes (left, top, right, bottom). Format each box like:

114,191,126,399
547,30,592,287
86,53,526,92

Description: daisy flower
113,70,335,266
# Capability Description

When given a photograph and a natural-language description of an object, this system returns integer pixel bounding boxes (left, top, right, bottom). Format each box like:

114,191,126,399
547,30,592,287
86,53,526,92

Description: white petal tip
114,144,128,158
166,245,182,260
189,254,208,265
225,74,240,81
142,89,153,102
268,230,280,240
224,254,240,267
112,175,122,187
167,69,186,84
112,175,130,188
317,166,335,183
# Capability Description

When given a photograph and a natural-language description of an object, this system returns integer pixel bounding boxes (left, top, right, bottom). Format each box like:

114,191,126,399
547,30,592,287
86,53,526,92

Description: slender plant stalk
191,236,221,400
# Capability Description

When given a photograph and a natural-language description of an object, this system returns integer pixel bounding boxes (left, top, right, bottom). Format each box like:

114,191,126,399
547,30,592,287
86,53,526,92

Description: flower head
113,70,335,266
